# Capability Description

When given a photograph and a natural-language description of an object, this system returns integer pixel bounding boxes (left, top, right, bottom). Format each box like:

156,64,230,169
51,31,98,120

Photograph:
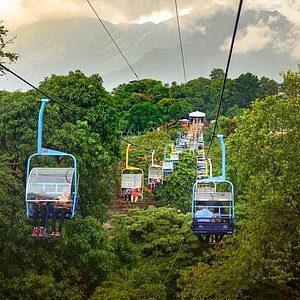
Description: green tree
92,207,202,300
0,21,19,72
126,101,163,133
231,72,260,108
209,68,225,79
0,216,116,299
155,153,197,212
258,76,279,98
38,71,121,218
280,65,300,96
179,93,300,299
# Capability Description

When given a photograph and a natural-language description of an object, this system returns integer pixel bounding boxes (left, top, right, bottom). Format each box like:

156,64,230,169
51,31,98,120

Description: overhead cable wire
0,63,76,115
86,0,140,81
174,0,187,83
207,0,244,156
163,234,185,285
0,62,141,148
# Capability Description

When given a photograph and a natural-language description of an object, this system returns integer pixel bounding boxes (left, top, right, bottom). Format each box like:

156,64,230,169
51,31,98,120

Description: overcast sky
1,0,300,30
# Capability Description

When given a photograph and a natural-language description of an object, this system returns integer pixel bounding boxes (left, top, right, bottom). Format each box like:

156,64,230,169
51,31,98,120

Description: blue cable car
191,135,234,237
25,99,79,233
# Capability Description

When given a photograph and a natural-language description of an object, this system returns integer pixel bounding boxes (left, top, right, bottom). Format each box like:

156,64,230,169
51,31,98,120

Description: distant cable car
176,133,188,149
162,146,174,175
162,161,174,175
148,150,163,189
169,144,179,164
25,99,79,235
196,157,208,179
191,135,234,238
121,144,144,201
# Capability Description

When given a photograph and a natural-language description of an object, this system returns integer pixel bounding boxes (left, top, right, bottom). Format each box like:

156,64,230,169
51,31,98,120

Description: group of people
31,187,72,237
150,177,162,190
123,188,142,202
195,206,225,246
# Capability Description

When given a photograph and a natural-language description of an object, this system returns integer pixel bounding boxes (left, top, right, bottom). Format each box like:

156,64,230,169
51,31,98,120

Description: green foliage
179,93,300,299
258,76,279,98
0,21,19,69
0,154,22,248
127,101,163,133
0,58,298,299
92,207,202,299
0,217,116,299
209,68,225,79
112,72,279,135
0,91,40,180
231,72,260,108
0,71,121,297
280,65,300,96
155,153,197,212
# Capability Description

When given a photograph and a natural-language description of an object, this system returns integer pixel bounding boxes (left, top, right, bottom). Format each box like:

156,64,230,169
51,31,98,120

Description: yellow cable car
121,144,144,202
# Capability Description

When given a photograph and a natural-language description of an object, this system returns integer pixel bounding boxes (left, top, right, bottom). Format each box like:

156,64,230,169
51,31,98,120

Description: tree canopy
0,22,299,300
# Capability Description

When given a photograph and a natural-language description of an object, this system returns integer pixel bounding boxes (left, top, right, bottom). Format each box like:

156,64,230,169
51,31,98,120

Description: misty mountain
1,9,299,91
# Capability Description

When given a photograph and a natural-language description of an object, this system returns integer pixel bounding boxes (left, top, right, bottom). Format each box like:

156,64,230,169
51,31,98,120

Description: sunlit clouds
1,0,300,60
2,0,300,30
220,22,273,54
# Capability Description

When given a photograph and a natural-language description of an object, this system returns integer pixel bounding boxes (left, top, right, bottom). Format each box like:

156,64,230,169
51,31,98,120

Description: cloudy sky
1,0,300,30
1,0,300,91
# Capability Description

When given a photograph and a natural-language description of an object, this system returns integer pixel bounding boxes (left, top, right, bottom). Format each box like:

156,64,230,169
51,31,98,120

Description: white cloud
136,10,173,24
267,15,280,25
244,0,300,27
271,26,300,59
2,0,300,31
220,22,273,54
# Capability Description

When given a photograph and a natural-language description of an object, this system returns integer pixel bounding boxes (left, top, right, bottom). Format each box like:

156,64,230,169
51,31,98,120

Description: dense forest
0,22,300,300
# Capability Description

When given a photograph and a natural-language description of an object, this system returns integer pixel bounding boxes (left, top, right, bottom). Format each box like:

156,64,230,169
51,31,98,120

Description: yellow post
125,143,130,169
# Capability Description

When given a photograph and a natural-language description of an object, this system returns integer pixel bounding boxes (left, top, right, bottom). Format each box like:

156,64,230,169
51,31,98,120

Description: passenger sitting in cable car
150,179,156,190
155,178,162,188
31,191,47,237
131,188,142,203
211,212,222,223
211,209,225,245
195,206,213,222
50,187,72,237
124,188,132,202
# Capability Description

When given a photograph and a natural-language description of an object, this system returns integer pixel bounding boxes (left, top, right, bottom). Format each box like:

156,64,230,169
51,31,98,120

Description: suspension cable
174,0,187,83
0,62,140,148
163,234,185,285
207,0,244,155
86,0,140,81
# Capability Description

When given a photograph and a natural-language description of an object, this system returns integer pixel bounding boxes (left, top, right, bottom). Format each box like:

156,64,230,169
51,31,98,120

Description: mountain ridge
1,9,298,91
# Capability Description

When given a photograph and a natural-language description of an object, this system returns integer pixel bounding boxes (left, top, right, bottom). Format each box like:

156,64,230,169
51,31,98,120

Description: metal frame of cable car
148,150,163,186
25,99,79,219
